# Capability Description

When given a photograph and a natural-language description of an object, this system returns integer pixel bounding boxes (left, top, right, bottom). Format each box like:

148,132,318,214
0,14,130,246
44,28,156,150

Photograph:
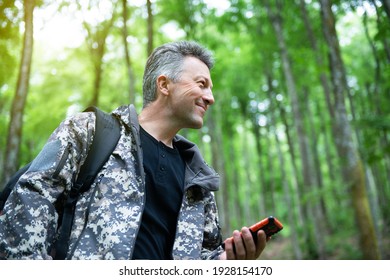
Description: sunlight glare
34,7,85,51
204,0,230,16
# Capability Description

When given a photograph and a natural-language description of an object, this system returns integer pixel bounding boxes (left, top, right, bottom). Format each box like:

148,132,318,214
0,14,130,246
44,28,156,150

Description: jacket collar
173,135,220,192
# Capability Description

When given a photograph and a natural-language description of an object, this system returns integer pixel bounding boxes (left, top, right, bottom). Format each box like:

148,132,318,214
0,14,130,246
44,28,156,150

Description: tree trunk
264,122,276,214
1,0,35,188
298,0,334,119
363,4,390,218
80,2,117,107
252,121,266,216
304,87,332,231
265,68,304,259
269,91,303,260
207,105,230,237
122,0,136,105
277,100,306,237
299,0,344,218
230,141,243,229
146,0,153,56
265,0,327,259
242,123,254,223
90,57,103,107
319,0,380,259
380,0,390,23
371,0,390,62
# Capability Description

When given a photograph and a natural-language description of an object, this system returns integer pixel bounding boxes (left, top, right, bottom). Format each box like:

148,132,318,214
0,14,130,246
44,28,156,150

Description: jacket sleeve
200,192,225,260
0,112,95,259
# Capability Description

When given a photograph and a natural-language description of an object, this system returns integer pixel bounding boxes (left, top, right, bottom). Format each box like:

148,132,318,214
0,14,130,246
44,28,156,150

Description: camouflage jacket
0,104,224,260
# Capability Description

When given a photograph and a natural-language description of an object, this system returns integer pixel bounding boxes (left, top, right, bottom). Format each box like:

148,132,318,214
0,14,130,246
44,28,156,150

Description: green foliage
1,0,389,259
0,0,21,87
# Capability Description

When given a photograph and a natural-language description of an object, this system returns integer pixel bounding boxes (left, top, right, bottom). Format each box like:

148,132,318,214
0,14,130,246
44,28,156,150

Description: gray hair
142,41,214,107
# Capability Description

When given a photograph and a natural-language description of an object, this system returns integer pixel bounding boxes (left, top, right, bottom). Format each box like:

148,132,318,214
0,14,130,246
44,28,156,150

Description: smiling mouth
196,101,207,112
198,104,206,110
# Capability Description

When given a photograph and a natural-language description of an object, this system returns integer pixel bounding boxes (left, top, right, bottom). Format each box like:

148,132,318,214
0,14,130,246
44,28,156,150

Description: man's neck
138,106,179,148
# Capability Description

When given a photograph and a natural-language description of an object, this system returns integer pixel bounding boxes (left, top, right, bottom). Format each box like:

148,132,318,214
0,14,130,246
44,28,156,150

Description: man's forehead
182,57,211,76
183,56,210,68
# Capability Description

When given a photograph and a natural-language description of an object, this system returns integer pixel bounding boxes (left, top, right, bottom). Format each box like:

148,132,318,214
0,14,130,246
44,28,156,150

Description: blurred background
0,0,389,259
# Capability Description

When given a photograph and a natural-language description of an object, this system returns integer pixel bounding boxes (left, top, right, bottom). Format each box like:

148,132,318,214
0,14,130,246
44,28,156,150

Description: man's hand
219,227,267,260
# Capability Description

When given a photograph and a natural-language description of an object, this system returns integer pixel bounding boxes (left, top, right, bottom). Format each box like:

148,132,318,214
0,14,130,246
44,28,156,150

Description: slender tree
207,105,230,236
1,0,36,188
264,0,327,259
121,0,136,105
77,0,117,107
146,0,153,56
380,0,390,23
262,66,304,259
319,0,380,259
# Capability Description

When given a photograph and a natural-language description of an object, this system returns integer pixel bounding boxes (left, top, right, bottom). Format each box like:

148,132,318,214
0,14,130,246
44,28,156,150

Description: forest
0,0,389,260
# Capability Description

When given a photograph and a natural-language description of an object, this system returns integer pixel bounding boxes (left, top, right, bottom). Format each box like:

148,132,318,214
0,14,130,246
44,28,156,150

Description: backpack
0,106,121,259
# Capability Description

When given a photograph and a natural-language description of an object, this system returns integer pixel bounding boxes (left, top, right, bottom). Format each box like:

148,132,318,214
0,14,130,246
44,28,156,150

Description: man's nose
203,88,215,106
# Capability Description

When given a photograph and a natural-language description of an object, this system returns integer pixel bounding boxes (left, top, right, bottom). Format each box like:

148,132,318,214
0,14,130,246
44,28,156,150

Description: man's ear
156,75,170,96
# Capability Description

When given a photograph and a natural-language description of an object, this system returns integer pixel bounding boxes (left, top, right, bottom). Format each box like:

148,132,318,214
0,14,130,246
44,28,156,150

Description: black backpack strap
75,107,121,193
54,106,121,260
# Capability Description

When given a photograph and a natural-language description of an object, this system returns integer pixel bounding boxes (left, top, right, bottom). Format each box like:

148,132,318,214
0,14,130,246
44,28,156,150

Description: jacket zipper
128,123,146,260
52,142,72,178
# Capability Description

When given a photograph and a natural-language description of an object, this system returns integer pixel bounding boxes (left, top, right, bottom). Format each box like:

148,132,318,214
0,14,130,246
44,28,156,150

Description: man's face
167,56,214,129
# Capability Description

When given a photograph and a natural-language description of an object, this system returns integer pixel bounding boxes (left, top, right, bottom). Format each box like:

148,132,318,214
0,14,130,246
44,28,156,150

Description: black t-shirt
132,126,185,259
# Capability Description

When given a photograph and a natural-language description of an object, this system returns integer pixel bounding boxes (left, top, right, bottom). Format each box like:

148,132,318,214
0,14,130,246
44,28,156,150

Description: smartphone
222,216,283,249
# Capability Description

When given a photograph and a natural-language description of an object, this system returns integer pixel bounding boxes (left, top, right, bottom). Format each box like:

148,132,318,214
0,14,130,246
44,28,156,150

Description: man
0,41,266,260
